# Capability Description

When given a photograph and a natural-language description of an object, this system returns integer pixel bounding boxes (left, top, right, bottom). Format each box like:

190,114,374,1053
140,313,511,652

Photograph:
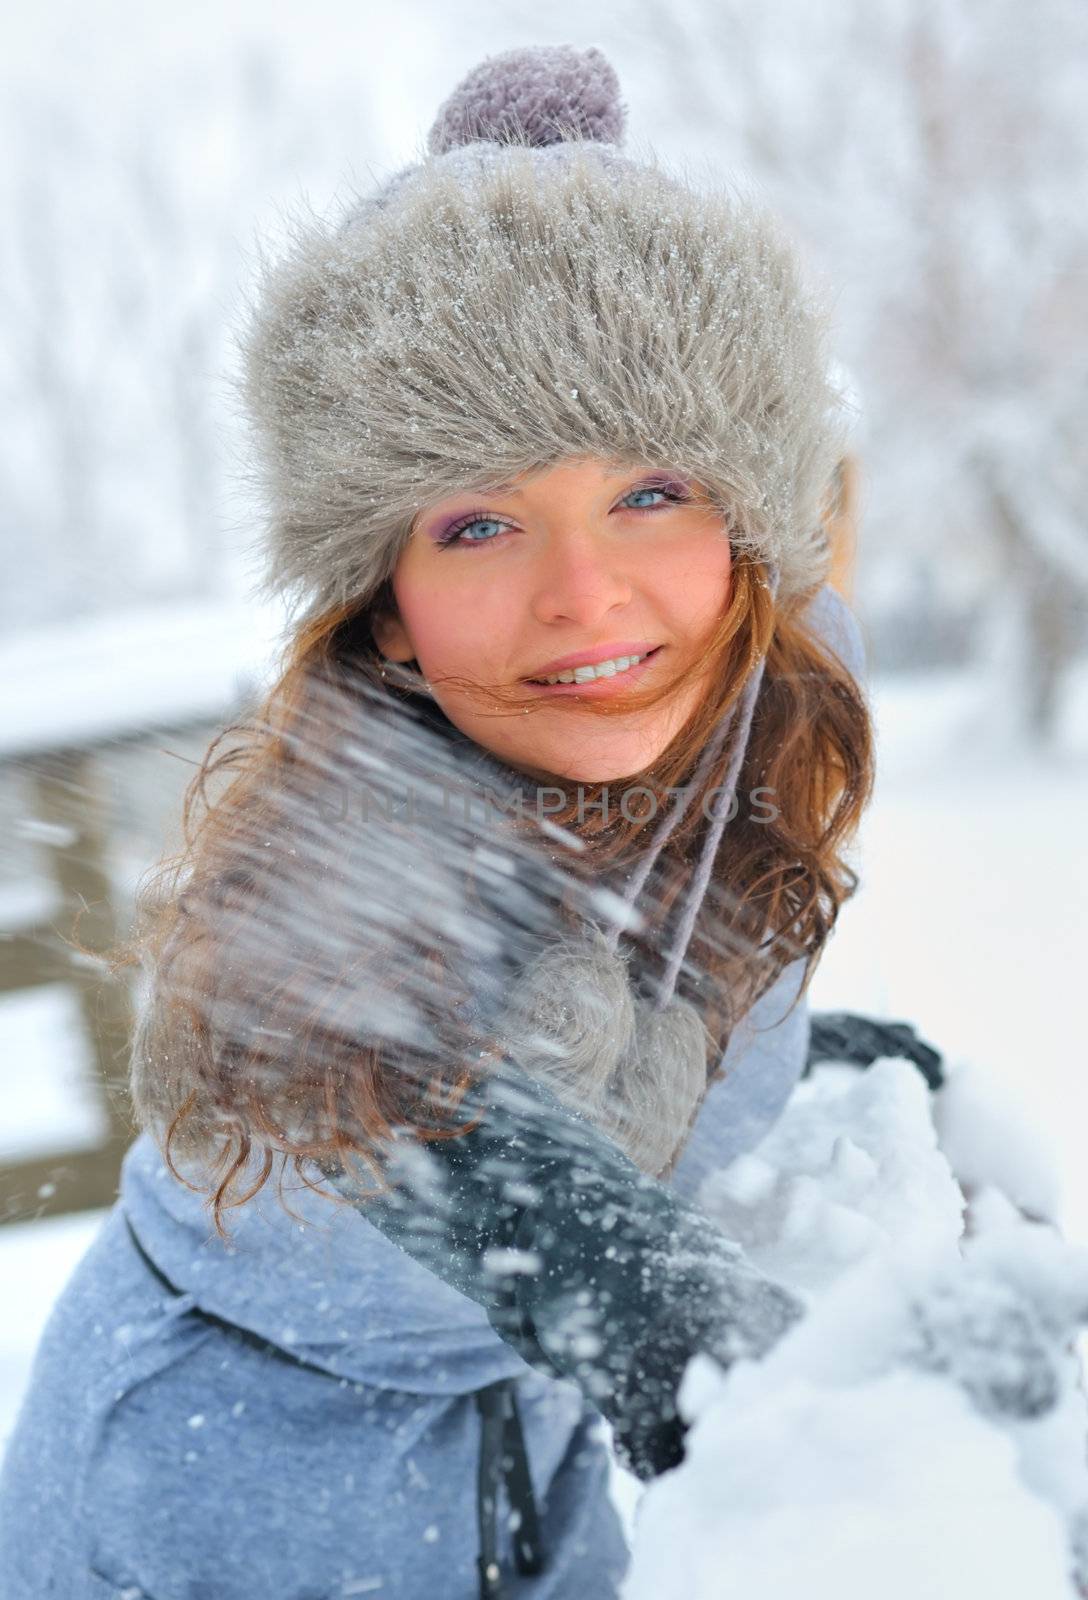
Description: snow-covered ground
624,1057,1088,1597
2,655,1086,1591
816,659,1088,1240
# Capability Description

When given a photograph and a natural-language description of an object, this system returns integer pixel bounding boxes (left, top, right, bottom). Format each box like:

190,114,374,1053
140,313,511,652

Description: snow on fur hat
235,42,848,625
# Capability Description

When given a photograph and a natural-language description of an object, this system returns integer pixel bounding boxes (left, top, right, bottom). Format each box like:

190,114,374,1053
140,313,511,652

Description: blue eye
436,514,508,547
621,485,670,510
434,479,692,550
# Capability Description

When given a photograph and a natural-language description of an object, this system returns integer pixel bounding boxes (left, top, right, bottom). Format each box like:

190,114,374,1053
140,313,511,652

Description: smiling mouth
523,645,664,690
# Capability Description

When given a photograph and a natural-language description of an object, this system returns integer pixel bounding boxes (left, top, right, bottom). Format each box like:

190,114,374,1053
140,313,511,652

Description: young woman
0,45,879,1599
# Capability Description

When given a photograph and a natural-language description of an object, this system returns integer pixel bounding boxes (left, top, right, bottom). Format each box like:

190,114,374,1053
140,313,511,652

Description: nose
528,526,634,629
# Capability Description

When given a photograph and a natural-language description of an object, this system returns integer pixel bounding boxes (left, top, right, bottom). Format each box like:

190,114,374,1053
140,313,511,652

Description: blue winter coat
0,587,865,1600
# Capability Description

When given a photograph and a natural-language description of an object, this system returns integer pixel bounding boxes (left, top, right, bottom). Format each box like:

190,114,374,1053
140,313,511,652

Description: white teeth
538,651,647,685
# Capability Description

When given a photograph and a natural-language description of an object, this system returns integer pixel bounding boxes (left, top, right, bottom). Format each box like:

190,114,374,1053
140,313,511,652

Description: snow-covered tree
0,42,379,630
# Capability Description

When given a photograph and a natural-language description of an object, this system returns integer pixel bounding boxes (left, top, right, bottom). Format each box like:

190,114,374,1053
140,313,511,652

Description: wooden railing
0,597,277,1226
0,748,140,1224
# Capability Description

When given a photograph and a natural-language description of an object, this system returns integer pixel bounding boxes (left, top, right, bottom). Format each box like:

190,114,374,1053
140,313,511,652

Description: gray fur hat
235,42,848,624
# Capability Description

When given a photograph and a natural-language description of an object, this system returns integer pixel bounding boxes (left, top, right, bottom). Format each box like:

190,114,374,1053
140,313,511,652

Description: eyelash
434,480,693,550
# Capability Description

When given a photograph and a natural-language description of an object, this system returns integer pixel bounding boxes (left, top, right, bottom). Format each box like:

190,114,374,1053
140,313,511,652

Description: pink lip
522,645,664,695
523,640,661,681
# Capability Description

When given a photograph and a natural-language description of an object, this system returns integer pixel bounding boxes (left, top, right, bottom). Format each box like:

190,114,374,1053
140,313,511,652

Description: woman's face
372,457,733,782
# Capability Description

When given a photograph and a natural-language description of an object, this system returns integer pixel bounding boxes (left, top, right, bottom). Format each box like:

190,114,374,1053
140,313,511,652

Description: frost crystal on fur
234,61,847,626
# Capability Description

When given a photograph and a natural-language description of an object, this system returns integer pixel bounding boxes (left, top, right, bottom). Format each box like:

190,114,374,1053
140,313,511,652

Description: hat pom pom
426,43,627,156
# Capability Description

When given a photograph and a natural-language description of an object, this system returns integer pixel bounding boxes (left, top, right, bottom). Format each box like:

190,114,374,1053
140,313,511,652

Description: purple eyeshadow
429,472,695,548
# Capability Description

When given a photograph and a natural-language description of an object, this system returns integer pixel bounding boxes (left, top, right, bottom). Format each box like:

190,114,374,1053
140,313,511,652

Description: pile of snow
625,1057,1088,1599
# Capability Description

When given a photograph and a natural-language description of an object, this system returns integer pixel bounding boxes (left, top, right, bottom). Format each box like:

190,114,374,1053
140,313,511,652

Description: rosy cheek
404,616,446,670
665,535,731,631
427,572,513,644
401,594,481,678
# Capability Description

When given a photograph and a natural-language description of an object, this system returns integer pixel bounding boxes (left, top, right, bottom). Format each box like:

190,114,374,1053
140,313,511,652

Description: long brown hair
110,548,873,1237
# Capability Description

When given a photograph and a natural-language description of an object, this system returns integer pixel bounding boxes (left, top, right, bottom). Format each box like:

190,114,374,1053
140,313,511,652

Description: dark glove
806,1010,945,1091
319,1056,804,1480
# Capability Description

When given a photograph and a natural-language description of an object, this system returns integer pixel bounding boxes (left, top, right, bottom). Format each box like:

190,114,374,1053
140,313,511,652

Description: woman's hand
319,1055,805,1481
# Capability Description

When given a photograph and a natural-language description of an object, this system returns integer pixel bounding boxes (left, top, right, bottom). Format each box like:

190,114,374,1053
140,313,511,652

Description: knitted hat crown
235,43,847,624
